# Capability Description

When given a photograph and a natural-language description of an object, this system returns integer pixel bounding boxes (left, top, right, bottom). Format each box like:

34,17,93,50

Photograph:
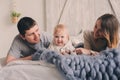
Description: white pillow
70,32,84,46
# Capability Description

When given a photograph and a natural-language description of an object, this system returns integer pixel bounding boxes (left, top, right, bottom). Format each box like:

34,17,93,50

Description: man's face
22,25,40,44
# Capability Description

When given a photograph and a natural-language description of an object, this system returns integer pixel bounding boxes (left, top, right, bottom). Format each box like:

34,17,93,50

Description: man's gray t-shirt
8,32,52,58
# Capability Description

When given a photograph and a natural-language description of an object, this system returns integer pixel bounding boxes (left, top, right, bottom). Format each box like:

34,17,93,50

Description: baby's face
53,31,69,47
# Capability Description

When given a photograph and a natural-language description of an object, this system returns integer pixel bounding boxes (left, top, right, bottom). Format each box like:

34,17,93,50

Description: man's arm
5,54,32,64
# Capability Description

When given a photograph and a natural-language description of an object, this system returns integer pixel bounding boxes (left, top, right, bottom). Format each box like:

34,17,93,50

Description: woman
75,13,119,55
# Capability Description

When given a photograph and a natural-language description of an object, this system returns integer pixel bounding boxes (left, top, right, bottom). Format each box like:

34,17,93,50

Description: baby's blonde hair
53,24,69,39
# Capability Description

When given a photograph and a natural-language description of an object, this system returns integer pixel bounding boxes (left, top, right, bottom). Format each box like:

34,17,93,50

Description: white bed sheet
0,58,64,80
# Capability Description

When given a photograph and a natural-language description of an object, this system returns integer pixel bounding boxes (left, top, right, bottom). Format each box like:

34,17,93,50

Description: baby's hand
60,49,67,55
60,48,73,55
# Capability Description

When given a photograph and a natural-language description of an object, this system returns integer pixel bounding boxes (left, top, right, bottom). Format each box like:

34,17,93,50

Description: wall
0,0,119,58
0,0,45,58
45,0,113,36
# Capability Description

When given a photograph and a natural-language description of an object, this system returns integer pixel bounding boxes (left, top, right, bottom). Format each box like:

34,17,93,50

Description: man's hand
6,54,32,64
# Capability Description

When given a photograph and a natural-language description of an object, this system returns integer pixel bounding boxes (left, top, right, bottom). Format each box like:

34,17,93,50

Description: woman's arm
74,48,98,56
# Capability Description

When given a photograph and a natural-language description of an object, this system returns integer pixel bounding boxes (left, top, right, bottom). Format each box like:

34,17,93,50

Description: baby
48,24,75,55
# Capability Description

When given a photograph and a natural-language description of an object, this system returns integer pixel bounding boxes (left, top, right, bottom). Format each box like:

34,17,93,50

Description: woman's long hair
98,13,119,48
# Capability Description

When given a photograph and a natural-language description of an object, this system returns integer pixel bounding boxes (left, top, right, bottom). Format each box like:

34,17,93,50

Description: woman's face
93,20,104,39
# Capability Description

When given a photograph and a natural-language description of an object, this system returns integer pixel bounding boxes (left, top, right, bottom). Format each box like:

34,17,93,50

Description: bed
0,35,81,80
0,46,120,80
0,58,64,80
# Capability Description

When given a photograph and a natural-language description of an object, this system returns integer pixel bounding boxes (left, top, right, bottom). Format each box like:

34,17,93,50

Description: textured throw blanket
32,48,120,80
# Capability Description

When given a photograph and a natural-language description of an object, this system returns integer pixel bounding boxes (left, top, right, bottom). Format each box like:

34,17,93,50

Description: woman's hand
102,30,111,47
74,48,98,56
74,48,90,55
102,31,110,41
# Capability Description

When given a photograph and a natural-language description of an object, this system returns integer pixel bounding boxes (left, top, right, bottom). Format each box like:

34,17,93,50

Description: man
6,17,52,63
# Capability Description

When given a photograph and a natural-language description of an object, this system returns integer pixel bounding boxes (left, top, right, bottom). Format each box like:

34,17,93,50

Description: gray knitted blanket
32,48,120,80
